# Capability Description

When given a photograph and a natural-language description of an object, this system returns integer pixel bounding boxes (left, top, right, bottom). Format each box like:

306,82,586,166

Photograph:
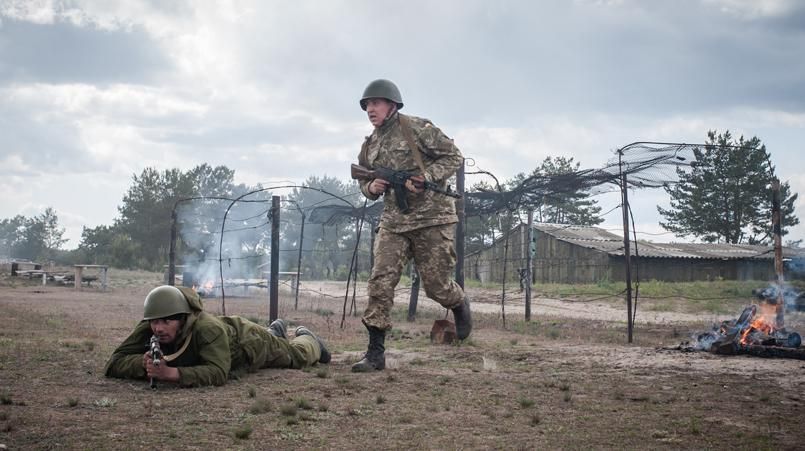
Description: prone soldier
105,285,330,387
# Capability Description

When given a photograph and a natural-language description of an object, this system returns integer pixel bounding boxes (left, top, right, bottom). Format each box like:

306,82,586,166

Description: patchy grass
280,404,298,417
93,397,116,408
248,398,272,415
521,279,771,314
294,397,313,410
233,424,253,440
1,275,804,450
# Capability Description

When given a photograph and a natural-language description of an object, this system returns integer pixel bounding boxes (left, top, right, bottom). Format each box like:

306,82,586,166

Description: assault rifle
350,164,461,213
148,335,163,389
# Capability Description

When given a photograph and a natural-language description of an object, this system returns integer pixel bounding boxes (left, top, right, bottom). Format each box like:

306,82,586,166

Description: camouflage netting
307,142,701,224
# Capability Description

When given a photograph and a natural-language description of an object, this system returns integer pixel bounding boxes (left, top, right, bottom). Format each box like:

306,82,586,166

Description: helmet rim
360,79,403,111
143,285,192,320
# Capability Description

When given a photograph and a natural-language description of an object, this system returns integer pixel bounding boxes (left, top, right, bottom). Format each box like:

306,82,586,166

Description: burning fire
695,301,802,355
738,303,777,346
192,280,216,296
682,287,803,358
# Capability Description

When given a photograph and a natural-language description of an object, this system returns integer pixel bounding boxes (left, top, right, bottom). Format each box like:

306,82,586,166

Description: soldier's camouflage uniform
104,287,320,387
357,111,465,330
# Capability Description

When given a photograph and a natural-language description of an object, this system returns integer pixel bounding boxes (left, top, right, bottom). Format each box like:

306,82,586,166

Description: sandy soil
1,274,804,450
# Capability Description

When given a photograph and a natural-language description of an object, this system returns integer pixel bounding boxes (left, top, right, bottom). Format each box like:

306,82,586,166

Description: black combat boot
267,319,287,339
294,326,331,364
351,326,386,372
452,296,472,340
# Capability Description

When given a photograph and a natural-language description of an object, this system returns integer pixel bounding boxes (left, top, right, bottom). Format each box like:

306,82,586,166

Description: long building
464,223,805,284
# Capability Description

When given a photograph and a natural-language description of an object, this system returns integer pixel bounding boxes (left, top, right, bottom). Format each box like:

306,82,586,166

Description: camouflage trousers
238,326,320,371
363,223,465,330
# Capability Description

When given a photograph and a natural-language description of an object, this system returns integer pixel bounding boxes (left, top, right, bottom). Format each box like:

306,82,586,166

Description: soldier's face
365,98,394,128
150,318,183,344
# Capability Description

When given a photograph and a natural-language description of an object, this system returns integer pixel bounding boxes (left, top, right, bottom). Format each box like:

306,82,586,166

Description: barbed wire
164,142,786,328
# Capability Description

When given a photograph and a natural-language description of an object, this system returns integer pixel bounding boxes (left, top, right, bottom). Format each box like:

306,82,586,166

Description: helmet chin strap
382,104,398,125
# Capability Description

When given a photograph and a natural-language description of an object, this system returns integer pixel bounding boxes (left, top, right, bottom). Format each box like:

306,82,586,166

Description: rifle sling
399,114,428,176
163,334,192,362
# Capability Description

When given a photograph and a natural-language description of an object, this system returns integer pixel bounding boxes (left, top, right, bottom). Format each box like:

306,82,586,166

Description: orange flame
191,280,214,294
739,303,777,346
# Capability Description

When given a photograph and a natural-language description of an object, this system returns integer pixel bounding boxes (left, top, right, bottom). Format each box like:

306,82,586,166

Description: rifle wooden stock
350,164,375,180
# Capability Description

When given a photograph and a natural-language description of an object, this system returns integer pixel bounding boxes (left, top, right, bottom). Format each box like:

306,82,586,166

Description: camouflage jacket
357,112,463,233
104,288,274,387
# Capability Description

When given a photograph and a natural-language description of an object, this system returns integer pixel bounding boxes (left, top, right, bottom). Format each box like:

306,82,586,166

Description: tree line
1,130,798,277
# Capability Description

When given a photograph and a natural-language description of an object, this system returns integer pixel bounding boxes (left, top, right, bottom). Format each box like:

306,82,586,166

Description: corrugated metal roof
532,223,622,242
532,223,805,260
606,241,778,260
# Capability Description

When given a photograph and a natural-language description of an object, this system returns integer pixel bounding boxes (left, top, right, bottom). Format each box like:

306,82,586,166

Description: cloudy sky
1,0,804,248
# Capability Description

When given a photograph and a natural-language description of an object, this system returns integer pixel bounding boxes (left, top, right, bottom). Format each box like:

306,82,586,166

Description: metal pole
269,196,280,322
407,264,420,322
295,211,305,310
525,209,533,322
772,179,785,329
620,154,634,343
455,159,466,288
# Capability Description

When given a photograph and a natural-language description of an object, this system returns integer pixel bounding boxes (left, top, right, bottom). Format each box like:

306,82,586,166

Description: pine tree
658,130,798,244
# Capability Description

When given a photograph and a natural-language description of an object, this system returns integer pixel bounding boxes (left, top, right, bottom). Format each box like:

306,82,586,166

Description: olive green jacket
104,288,273,387
357,112,463,233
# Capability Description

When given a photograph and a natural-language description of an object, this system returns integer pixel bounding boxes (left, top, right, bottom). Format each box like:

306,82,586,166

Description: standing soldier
105,285,330,387
352,79,471,373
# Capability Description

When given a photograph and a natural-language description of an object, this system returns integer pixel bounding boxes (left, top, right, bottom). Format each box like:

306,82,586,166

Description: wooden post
168,208,178,286
350,217,360,317
269,196,280,322
500,215,511,328
455,159,466,289
621,167,634,343
101,266,108,291
525,209,534,322
74,265,83,290
295,211,305,310
772,179,785,328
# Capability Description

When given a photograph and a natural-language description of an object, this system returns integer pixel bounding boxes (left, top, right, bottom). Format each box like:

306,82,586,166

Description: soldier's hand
405,175,425,193
369,178,390,195
145,357,180,383
142,351,151,370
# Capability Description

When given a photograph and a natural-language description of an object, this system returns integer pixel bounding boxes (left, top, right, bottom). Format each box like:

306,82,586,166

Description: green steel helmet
360,79,403,111
143,285,192,320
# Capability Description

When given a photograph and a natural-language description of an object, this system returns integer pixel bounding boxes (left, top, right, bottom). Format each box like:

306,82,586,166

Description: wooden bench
10,261,42,276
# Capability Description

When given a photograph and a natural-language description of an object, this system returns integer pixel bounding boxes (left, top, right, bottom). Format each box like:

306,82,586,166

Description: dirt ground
1,271,804,450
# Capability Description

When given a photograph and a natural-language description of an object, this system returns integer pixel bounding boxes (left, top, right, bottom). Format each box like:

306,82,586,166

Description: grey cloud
0,103,90,175
0,18,170,84
275,1,805,123
151,116,355,150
